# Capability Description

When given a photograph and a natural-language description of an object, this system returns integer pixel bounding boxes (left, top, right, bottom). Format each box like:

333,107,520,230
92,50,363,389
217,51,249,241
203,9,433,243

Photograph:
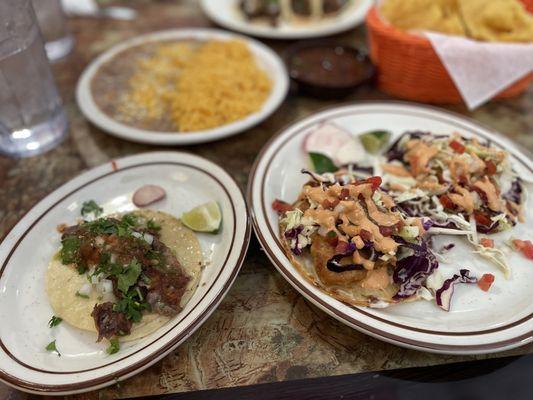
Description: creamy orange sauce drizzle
448,185,474,214
303,182,403,255
381,163,411,177
473,177,502,212
405,139,439,176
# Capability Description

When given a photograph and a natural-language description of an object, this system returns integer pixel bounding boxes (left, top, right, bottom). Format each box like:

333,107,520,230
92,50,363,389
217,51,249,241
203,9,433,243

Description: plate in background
76,29,288,146
200,0,373,39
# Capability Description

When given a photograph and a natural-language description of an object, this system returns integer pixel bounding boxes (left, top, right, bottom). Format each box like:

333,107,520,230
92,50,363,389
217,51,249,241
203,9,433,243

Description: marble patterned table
0,1,531,398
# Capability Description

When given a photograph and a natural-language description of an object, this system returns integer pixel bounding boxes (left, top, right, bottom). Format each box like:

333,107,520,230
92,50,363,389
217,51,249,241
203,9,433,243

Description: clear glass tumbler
32,0,74,62
0,0,68,158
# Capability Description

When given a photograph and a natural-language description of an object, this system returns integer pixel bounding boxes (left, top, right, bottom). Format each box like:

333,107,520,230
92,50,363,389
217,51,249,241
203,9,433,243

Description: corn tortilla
46,210,202,342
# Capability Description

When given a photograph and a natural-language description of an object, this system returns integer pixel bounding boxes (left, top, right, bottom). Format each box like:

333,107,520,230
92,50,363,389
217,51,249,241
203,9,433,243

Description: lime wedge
181,201,221,233
359,130,392,154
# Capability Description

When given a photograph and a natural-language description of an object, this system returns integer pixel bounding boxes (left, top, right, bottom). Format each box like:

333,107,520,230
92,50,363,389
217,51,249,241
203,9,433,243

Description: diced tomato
479,238,494,248
354,176,382,192
335,241,350,254
485,160,497,175
340,188,350,200
325,231,339,247
395,220,405,231
359,229,373,241
450,140,465,154
477,274,495,292
474,211,492,227
365,176,382,191
322,198,340,210
439,195,455,209
513,239,533,260
457,174,469,185
272,199,293,214
379,226,394,237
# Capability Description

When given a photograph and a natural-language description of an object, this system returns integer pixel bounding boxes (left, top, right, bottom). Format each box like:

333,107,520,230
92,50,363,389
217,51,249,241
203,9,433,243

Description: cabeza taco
273,171,438,307
46,209,202,346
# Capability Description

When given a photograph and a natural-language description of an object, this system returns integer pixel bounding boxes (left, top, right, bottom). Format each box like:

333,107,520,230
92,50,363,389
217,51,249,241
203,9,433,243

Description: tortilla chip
46,210,202,342
458,0,533,42
380,0,466,36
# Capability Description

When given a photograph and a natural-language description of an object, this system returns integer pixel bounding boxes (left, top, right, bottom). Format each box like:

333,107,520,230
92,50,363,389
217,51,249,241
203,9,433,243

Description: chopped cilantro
113,289,149,322
87,218,117,235
60,236,80,265
75,291,90,299
117,259,142,294
76,264,88,274
81,200,103,219
107,338,120,355
48,316,62,328
45,340,61,356
147,219,161,231
122,213,138,227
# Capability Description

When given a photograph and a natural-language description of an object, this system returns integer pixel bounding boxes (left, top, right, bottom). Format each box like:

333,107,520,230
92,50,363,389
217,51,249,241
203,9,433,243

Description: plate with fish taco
0,152,250,394
248,101,533,355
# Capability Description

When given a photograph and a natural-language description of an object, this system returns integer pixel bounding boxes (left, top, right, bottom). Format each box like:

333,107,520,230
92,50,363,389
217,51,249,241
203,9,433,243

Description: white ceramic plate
201,0,373,39
76,29,288,146
0,152,250,394
248,101,533,355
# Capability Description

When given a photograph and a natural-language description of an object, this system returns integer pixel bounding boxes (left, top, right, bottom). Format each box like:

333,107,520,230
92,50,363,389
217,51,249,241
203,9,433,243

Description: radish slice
132,185,166,207
303,123,352,160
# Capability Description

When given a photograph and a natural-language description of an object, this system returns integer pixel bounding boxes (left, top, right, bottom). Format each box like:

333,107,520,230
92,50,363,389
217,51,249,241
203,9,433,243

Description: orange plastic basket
366,0,533,104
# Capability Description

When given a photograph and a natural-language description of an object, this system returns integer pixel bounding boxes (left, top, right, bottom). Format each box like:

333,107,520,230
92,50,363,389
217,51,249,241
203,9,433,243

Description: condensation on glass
0,0,68,157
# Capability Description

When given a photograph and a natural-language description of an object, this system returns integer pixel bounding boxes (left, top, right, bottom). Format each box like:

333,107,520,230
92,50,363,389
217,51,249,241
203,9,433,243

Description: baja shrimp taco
273,171,438,307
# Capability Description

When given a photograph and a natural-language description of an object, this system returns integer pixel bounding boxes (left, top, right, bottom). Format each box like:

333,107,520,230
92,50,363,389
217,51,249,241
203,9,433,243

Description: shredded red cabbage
435,269,478,311
284,225,304,255
392,238,439,299
327,255,365,272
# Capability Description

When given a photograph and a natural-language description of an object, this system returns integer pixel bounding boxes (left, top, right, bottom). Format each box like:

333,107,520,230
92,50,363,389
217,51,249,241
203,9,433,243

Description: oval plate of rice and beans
76,29,289,145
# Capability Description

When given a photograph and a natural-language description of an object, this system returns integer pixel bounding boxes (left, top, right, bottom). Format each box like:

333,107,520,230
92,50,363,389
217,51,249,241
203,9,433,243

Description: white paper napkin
426,32,533,110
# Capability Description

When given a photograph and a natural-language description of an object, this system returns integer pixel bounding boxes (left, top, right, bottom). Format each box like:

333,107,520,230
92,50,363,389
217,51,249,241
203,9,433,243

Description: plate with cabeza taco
0,152,250,394
249,102,533,355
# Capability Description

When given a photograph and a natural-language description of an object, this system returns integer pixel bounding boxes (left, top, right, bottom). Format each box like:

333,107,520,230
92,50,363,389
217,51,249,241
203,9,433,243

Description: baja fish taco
46,209,202,347
273,172,438,307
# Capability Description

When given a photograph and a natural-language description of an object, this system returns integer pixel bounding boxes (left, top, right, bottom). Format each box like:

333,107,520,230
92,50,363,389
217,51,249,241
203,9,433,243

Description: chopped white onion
78,282,92,297
96,279,113,295
143,233,154,245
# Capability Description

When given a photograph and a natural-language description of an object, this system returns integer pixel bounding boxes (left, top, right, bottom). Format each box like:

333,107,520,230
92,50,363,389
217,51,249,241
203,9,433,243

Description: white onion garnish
143,233,154,245
78,283,92,297
96,279,113,295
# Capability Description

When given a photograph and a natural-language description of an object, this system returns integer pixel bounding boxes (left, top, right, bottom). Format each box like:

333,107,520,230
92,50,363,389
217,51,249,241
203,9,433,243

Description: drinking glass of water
0,0,68,158
32,0,74,62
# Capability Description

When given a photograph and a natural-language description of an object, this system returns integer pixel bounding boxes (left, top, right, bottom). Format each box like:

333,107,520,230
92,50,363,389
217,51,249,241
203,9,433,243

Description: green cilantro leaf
309,152,338,174
107,338,120,355
113,289,149,322
122,213,138,227
87,218,117,235
45,340,61,356
48,316,63,328
81,200,103,219
117,259,142,294
147,219,161,231
60,236,80,265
